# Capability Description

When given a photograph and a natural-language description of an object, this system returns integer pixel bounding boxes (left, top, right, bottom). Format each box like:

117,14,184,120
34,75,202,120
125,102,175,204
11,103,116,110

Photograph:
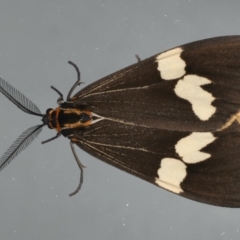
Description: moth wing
181,121,240,207
73,119,240,207
71,36,240,207
73,36,240,132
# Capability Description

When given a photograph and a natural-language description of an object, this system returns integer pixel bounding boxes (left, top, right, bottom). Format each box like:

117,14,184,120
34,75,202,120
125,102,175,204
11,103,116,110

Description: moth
0,36,240,207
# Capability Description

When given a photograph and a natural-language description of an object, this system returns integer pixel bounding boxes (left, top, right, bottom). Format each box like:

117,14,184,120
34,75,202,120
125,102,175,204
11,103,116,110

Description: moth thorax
45,107,92,132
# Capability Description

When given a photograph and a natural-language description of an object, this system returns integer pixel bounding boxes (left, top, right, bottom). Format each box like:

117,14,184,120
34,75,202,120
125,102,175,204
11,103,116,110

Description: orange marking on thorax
63,109,92,116
55,108,61,132
70,138,79,142
48,107,61,132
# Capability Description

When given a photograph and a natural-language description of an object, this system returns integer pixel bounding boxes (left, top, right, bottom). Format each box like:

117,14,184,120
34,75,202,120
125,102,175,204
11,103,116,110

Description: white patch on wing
156,47,186,80
155,158,186,194
174,75,216,121
175,132,216,164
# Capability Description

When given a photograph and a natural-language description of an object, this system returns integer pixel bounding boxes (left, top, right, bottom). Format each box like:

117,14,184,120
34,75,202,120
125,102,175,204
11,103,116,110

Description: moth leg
41,132,61,144
50,86,64,105
135,54,141,62
67,61,82,100
69,140,86,197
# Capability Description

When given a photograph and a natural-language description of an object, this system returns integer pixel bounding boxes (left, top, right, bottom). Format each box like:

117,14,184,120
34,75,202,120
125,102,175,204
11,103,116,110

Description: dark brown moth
1,36,240,207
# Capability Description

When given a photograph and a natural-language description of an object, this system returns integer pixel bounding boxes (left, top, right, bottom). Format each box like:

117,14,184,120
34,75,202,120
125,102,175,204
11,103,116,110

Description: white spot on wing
174,75,216,121
156,47,186,80
175,132,216,164
155,158,186,193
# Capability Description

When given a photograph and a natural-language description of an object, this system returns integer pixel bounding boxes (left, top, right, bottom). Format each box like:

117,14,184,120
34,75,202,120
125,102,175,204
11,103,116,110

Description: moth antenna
0,78,43,117
0,125,43,170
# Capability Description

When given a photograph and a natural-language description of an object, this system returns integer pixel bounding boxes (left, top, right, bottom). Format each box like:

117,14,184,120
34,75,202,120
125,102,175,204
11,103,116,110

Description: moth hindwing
1,36,240,207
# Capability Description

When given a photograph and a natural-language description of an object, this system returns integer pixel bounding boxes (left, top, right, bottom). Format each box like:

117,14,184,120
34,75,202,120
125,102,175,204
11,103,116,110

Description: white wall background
0,1,239,240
